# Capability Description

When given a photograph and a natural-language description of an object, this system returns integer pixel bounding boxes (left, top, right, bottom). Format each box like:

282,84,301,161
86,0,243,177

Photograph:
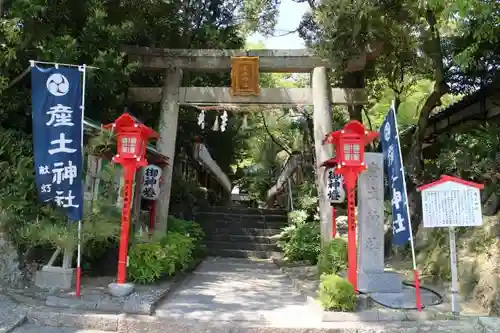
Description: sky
247,0,309,49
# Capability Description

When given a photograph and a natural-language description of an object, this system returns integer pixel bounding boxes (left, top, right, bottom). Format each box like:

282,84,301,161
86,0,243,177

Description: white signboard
325,167,345,203
421,181,482,228
419,176,483,318
141,165,162,200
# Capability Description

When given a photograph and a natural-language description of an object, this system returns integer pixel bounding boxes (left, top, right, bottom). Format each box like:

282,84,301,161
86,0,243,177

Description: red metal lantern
104,113,157,167
104,113,159,287
322,120,378,293
323,120,378,174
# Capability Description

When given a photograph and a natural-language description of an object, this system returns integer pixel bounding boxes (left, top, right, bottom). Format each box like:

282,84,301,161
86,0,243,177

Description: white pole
448,226,460,318
76,64,87,297
288,178,294,211
29,60,99,69
76,219,82,296
391,102,422,310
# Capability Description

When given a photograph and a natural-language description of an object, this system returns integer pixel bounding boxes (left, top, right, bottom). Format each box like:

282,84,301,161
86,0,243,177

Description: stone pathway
0,294,27,333
12,325,110,333
155,257,321,326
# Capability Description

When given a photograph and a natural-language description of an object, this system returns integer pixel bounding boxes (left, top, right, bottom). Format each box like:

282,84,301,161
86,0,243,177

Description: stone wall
0,232,23,288
458,215,500,316
416,212,500,316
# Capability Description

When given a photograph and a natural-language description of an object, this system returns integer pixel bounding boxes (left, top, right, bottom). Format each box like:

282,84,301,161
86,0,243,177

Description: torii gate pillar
155,67,183,233
312,67,334,243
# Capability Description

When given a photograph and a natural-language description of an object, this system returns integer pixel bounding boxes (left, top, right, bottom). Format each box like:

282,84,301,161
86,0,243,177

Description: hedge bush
167,216,205,242
128,217,203,284
160,231,194,274
317,238,348,275
317,274,356,312
127,242,167,284
167,215,207,258
276,209,321,264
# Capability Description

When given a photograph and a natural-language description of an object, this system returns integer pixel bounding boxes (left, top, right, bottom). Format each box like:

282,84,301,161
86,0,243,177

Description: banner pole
391,102,422,311
76,220,82,296
75,64,87,297
30,60,99,69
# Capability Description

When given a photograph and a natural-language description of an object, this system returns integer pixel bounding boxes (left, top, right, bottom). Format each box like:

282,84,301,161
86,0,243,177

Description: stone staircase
194,207,288,259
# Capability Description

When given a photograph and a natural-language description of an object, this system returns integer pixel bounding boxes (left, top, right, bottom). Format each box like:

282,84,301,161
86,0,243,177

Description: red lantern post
104,113,158,285
322,121,378,292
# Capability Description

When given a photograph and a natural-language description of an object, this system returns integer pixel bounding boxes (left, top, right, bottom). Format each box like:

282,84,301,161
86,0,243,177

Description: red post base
149,200,156,232
116,165,135,284
75,266,81,297
414,270,422,311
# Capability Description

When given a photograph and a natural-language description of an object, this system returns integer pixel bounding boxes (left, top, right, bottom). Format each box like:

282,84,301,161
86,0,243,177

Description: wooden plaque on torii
230,56,260,96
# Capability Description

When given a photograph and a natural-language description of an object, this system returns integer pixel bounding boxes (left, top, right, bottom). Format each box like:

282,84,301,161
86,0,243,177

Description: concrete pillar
84,154,101,211
357,152,403,293
312,67,334,243
155,67,183,234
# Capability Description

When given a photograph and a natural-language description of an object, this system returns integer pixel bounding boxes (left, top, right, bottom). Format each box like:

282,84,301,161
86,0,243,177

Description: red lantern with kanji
322,120,378,293
106,113,157,167
104,113,158,288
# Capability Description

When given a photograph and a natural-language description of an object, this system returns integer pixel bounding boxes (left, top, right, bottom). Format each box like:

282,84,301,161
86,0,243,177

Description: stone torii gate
123,46,368,241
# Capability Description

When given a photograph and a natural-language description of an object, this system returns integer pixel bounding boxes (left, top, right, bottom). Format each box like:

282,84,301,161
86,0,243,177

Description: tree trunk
406,8,449,232
260,111,292,155
343,71,364,122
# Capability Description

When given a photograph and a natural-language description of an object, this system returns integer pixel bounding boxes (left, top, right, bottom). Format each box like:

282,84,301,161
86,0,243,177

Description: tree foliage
0,0,281,261
289,0,500,231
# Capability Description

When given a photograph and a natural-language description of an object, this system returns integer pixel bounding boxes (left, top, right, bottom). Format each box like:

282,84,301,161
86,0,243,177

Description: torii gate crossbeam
124,46,370,243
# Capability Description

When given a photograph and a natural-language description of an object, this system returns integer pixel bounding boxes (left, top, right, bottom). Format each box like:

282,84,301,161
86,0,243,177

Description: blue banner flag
380,106,411,246
31,66,84,221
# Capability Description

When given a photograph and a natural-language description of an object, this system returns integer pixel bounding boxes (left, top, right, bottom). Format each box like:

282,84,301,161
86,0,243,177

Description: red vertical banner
149,200,156,231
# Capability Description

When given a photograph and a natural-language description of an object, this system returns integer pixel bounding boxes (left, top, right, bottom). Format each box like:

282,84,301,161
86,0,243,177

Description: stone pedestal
35,266,75,290
357,153,403,293
108,282,135,297
358,271,403,293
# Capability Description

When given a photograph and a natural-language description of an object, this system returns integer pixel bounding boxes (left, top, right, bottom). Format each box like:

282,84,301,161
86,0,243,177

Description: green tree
0,0,282,259
297,0,499,232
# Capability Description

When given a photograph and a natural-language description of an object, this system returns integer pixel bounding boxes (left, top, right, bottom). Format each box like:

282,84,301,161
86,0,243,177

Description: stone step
205,227,282,237
206,248,283,259
204,241,280,252
195,212,288,223
197,218,286,230
205,234,277,244
196,206,288,216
